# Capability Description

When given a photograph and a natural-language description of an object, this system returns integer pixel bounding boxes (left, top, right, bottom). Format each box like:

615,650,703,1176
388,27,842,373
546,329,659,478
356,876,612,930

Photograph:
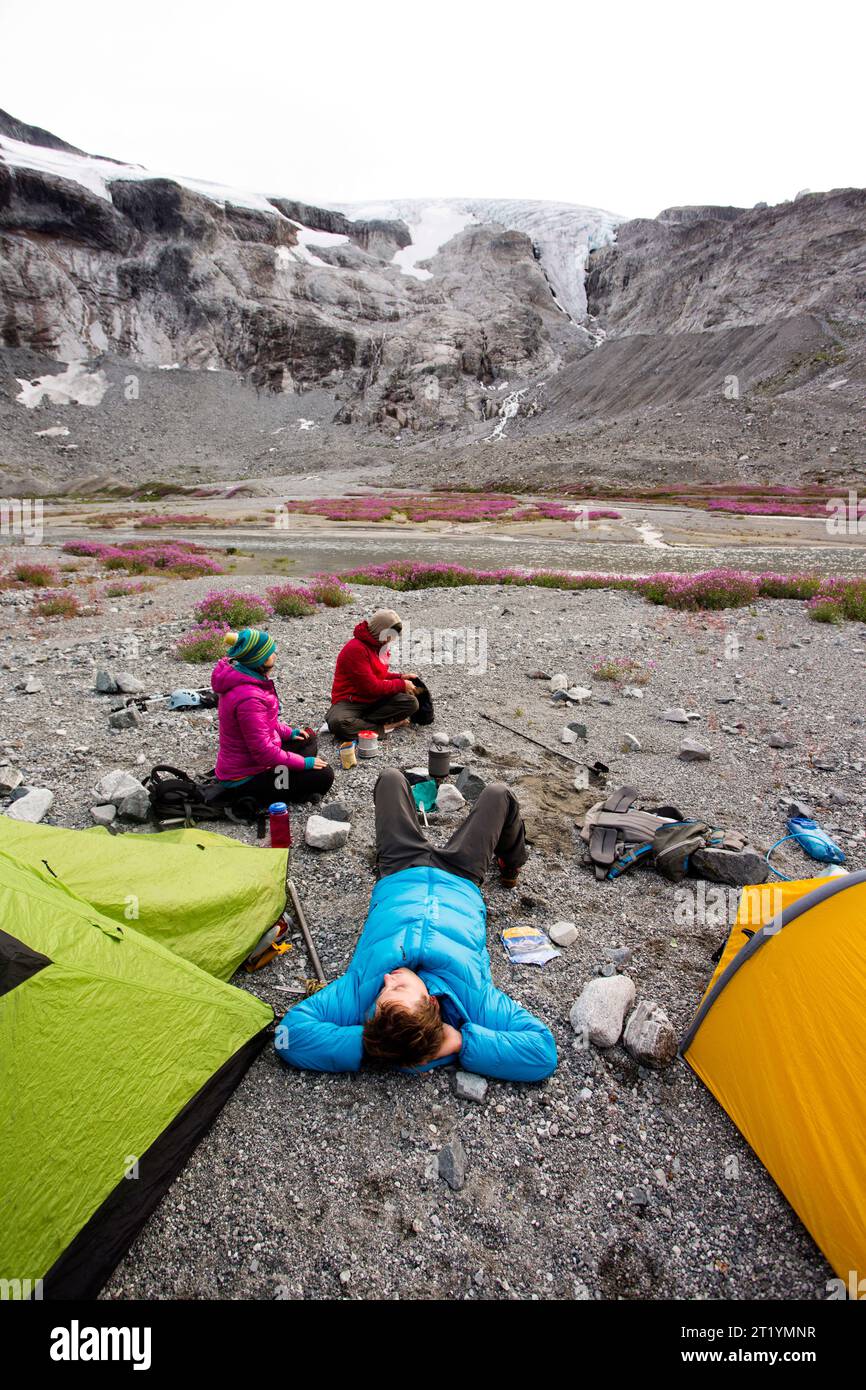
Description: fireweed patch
62,538,225,577
275,493,619,526
193,589,274,627
33,589,82,618
266,584,318,617
337,561,866,620
174,622,231,663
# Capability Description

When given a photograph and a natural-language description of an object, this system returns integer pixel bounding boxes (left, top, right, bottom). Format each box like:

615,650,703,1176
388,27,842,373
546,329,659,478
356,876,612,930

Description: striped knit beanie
224,628,277,668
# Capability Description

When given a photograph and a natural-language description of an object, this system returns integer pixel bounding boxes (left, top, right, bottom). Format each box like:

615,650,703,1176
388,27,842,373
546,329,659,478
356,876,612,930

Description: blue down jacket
275,865,557,1082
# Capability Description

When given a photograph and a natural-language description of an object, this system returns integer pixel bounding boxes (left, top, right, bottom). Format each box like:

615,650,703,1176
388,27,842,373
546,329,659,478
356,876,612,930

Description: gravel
1,546,863,1300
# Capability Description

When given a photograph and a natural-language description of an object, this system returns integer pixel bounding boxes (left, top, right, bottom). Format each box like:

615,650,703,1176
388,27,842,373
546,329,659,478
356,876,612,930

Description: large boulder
569,975,636,1047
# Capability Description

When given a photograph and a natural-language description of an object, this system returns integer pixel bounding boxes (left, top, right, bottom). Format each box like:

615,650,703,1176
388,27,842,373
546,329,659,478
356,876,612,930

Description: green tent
0,820,286,1298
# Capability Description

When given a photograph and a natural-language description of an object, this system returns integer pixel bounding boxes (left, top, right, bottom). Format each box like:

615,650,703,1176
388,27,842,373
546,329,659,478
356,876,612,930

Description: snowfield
337,198,625,318
1,133,624,320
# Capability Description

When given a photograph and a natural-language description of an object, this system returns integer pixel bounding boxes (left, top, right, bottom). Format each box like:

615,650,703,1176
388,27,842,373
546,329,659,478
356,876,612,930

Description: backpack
410,677,435,726
143,765,260,830
581,785,749,882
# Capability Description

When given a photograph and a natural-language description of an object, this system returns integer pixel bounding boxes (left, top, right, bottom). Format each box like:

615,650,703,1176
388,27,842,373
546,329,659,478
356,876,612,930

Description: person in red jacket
326,608,421,740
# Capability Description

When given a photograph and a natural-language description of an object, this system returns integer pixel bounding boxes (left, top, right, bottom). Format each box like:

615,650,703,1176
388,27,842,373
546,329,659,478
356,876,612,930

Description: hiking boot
497,856,521,888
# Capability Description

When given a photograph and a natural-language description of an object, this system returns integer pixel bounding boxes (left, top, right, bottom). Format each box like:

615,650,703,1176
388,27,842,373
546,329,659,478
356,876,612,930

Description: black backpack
410,677,435,727
144,765,260,829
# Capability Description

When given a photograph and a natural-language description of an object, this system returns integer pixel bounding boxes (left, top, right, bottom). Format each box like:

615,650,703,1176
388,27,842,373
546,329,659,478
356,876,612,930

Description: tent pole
286,877,326,987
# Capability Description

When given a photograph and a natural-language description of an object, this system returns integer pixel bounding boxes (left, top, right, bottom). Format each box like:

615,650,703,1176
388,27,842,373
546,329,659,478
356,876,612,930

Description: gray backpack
581,785,749,882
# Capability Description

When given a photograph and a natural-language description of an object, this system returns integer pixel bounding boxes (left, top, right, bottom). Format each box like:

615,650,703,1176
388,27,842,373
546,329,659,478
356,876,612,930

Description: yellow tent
681,870,866,1280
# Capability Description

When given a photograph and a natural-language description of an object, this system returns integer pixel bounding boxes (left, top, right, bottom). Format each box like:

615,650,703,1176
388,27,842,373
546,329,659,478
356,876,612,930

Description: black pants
326,691,419,740
373,766,527,886
214,735,334,810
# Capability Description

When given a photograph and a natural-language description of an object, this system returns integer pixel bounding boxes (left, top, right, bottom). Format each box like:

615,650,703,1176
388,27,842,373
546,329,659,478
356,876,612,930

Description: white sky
2,0,863,219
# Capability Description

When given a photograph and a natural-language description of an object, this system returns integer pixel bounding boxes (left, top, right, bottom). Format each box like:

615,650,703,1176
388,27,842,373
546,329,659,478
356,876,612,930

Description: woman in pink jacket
211,628,334,809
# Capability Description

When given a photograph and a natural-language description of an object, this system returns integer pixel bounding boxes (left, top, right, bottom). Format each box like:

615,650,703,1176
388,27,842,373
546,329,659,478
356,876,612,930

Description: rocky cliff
1,109,864,493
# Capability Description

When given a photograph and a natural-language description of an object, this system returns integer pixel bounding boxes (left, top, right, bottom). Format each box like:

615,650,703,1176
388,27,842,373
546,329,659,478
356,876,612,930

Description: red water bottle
268,801,292,848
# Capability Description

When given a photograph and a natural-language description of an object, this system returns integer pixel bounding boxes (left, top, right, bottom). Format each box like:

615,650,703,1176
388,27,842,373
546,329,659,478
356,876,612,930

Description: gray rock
0,764,24,794
561,726,577,744
690,845,770,885
108,706,141,730
114,671,147,694
679,739,711,761
549,920,578,947
118,788,151,821
621,685,644,699
788,799,813,818
567,722,588,739
94,770,147,803
569,975,636,1048
620,733,642,752
623,999,678,1068
827,789,850,806
320,800,351,822
22,677,44,695
438,1136,467,1190
431,731,450,746
454,767,485,802
661,707,690,723
4,788,54,822
572,766,590,790
91,804,117,826
95,669,119,693
454,1072,488,1103
605,946,633,967
450,730,475,750
814,757,837,772
549,673,569,692
435,783,466,815
565,686,592,703
769,733,794,749
305,814,351,850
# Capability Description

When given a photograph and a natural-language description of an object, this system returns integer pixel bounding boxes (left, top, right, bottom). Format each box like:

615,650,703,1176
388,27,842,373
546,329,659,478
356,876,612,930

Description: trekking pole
286,878,327,991
480,712,607,782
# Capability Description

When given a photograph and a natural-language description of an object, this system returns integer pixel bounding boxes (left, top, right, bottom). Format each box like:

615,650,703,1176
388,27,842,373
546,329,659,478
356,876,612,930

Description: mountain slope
1,110,864,493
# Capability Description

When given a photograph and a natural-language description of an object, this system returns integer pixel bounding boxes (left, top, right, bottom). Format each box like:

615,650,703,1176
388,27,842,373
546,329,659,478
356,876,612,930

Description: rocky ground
2,548,864,1300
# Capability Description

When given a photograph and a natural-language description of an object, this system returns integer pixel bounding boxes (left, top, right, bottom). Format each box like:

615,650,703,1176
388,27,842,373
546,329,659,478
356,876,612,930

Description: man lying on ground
275,768,557,1081
326,608,422,740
